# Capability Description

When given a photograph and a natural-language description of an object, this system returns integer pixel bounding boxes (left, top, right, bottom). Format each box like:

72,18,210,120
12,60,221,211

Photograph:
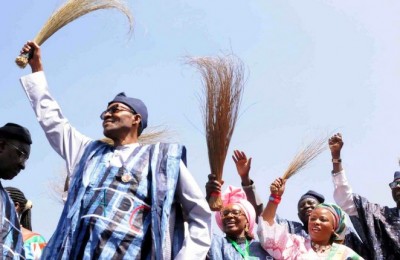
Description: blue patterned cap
394,171,400,181
109,92,148,133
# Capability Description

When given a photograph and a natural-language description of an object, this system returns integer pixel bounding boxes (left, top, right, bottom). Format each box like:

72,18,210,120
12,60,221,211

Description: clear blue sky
1,1,399,239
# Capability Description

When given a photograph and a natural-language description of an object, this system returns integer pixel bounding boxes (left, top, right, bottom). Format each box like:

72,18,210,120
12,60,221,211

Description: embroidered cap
108,92,148,133
0,123,32,144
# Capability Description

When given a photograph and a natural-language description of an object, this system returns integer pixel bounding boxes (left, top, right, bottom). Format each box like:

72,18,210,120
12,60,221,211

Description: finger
248,157,252,166
232,155,238,163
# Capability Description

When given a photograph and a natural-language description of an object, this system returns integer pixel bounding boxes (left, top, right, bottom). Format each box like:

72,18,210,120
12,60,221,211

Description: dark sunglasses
100,106,136,120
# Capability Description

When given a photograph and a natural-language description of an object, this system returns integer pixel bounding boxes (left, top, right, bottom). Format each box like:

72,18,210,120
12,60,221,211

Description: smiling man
329,133,400,259
0,122,32,258
19,41,211,259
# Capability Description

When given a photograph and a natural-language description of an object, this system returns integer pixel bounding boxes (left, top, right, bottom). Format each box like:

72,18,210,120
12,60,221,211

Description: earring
244,225,249,232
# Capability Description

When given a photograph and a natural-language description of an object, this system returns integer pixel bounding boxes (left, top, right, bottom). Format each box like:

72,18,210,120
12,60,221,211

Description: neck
112,135,138,147
227,235,247,243
312,239,331,247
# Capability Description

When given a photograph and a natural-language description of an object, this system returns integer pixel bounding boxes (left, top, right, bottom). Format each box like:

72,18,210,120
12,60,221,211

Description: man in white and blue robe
19,41,212,259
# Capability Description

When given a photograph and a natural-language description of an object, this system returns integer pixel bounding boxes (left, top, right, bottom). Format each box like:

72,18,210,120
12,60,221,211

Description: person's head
297,190,325,226
101,92,148,141
389,171,400,207
308,203,346,245
215,186,256,239
5,187,32,230
0,123,32,180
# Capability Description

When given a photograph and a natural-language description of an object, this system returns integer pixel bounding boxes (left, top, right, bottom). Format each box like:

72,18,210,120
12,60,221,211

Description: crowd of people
0,40,398,259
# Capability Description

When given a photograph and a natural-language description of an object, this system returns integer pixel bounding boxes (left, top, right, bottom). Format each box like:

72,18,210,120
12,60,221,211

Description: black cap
299,190,325,204
108,92,148,133
0,123,32,144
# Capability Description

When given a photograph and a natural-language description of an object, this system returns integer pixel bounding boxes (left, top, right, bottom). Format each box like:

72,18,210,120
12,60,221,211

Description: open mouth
223,220,237,228
311,227,320,232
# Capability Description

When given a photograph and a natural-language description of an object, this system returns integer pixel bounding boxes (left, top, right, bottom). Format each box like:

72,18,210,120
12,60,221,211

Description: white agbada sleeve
20,71,92,179
332,170,358,216
174,161,212,260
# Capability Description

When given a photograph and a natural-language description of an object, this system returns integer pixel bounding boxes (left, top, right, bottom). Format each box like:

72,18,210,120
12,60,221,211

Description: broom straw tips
16,0,133,68
188,54,245,211
282,136,328,180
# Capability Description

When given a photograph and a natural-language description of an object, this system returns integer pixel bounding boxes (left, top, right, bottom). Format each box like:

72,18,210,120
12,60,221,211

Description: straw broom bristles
188,54,245,211
281,136,328,181
16,0,133,68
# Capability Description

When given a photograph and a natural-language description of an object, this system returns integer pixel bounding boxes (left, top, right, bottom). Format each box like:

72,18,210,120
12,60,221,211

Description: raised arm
262,177,286,225
329,133,357,216
232,150,264,217
19,41,92,176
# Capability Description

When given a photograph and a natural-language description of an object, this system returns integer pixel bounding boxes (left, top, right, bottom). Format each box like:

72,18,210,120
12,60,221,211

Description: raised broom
16,0,133,68
188,55,245,211
281,136,327,181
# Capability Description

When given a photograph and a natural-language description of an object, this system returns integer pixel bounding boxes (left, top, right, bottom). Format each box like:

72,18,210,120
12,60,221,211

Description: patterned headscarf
215,185,256,236
315,203,346,241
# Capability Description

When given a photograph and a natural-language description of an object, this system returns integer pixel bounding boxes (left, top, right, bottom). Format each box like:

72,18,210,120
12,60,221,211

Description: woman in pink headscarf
206,179,273,259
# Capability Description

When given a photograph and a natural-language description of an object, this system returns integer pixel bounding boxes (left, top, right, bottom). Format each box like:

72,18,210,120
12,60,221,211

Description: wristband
332,158,342,163
269,193,281,204
210,192,220,197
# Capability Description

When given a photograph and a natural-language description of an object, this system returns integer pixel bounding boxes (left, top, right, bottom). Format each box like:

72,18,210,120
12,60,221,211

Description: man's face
101,103,141,139
0,140,30,180
390,179,400,205
297,197,319,226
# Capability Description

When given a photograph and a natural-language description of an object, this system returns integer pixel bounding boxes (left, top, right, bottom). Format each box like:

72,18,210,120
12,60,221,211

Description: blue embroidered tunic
0,182,24,259
20,71,212,260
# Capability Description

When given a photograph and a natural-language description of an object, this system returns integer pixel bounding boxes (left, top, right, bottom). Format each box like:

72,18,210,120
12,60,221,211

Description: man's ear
132,114,142,126
15,202,21,213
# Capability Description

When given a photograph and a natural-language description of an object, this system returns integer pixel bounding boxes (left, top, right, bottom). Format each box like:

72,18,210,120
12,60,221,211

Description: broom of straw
281,136,328,181
16,0,133,68
188,55,245,211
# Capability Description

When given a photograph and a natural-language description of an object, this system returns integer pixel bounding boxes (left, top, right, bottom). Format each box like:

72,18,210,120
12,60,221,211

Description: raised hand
328,133,343,158
232,150,252,185
20,41,43,73
270,177,286,196
205,174,224,200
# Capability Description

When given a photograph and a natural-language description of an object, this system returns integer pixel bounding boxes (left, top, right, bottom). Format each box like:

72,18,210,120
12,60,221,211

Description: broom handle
15,49,34,69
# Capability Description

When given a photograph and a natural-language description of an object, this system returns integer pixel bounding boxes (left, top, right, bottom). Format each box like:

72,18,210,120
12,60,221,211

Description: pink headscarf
215,185,256,236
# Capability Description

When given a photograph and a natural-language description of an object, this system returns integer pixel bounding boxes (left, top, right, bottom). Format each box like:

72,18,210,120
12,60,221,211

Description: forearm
262,200,279,225
332,170,358,216
19,71,91,174
175,162,211,259
258,217,303,258
242,180,264,218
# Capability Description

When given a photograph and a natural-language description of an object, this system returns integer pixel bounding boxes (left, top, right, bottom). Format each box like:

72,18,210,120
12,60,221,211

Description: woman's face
221,204,248,238
308,207,335,244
